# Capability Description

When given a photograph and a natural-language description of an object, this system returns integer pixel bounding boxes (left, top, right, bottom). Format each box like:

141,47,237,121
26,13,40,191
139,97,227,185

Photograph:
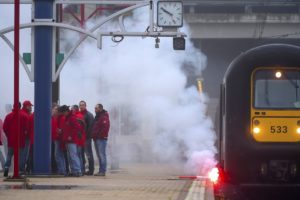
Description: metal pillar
13,0,20,178
33,0,53,174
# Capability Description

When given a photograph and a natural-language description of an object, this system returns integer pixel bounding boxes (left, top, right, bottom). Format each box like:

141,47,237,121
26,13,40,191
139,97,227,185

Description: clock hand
160,7,173,16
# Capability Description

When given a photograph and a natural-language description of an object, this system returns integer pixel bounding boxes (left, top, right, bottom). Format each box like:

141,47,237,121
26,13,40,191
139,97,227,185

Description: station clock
157,1,183,27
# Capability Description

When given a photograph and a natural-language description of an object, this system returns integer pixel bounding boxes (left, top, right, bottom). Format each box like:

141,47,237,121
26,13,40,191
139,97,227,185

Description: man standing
52,104,66,175
71,104,86,174
3,103,29,176
59,105,82,177
91,104,110,176
21,100,33,174
79,100,94,175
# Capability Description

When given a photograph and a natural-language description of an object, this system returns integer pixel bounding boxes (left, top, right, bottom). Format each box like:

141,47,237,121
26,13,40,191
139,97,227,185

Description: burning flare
208,167,219,184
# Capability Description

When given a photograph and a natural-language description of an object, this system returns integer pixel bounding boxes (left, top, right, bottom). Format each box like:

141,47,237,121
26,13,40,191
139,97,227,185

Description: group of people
1,100,110,177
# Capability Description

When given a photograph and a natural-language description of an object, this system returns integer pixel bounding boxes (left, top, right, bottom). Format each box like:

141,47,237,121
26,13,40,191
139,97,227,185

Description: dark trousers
64,149,70,174
51,142,57,173
26,146,33,174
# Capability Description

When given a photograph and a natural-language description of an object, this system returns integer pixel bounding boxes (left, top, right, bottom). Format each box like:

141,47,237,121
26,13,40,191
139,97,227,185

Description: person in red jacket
71,104,86,174
79,100,94,175
3,103,29,176
91,104,110,176
21,100,33,174
52,104,66,175
57,108,70,174
59,105,82,177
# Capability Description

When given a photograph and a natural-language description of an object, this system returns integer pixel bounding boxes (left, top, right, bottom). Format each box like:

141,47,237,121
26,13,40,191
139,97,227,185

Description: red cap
23,100,33,107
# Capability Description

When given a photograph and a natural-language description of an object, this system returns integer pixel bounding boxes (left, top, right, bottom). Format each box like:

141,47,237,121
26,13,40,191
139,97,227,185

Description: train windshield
254,69,300,109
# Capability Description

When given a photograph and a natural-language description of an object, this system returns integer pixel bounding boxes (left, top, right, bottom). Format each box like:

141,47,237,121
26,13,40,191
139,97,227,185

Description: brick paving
0,163,213,200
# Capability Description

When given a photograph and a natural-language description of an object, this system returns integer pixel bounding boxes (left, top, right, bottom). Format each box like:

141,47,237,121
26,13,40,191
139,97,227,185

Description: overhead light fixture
173,37,185,50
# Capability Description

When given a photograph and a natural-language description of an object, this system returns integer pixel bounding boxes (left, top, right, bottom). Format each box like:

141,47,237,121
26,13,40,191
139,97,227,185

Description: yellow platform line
184,180,206,200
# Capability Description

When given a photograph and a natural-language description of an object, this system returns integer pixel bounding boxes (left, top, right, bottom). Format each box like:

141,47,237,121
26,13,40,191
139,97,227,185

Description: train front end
251,68,300,183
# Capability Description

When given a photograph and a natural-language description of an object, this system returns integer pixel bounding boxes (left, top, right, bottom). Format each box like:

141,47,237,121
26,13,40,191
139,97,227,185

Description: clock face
157,1,183,27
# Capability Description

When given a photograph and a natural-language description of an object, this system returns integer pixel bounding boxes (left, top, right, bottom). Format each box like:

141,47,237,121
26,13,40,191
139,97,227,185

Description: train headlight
253,127,260,134
297,127,300,134
275,71,282,78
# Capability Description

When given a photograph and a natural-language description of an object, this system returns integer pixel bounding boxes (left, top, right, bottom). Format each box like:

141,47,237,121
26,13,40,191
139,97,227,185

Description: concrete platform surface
0,163,214,200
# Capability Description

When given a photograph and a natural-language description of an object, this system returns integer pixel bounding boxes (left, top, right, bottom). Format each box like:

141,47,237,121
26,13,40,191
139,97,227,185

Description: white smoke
60,6,216,175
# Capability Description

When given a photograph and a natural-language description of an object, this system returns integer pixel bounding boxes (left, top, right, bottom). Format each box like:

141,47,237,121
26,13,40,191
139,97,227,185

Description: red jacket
56,115,66,149
3,110,29,148
61,112,82,144
51,116,59,141
57,115,65,130
20,109,33,144
91,110,110,140
73,111,86,147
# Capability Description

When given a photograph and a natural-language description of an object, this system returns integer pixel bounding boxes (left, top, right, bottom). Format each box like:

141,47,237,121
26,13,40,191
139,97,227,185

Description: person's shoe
3,168,8,177
85,171,94,176
69,172,82,177
67,173,74,177
94,172,105,176
74,173,82,177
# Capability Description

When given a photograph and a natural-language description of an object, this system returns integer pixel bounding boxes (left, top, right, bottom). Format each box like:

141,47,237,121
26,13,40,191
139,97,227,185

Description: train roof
223,43,300,84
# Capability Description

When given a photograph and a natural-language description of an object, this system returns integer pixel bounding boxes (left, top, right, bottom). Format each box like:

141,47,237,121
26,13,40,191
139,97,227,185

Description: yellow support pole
197,79,203,94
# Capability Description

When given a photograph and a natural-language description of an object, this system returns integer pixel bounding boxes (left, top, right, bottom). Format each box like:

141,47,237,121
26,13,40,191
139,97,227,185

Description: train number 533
270,126,288,133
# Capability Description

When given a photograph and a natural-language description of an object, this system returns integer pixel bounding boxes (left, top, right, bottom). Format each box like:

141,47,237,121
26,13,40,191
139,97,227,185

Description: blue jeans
77,146,84,174
22,138,31,172
54,141,66,175
84,138,94,173
0,149,5,169
66,143,81,175
4,147,26,172
94,139,107,174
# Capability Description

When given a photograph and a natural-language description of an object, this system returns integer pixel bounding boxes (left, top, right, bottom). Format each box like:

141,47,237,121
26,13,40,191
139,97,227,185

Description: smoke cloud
61,6,216,175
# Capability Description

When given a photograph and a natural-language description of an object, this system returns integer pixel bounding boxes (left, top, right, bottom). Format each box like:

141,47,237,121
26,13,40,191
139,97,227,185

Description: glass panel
254,69,300,109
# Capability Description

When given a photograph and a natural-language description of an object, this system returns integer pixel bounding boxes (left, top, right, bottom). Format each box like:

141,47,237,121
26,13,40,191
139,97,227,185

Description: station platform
0,163,214,200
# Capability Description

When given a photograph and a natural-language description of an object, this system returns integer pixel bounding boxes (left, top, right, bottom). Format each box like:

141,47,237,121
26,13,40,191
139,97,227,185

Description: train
212,44,300,200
